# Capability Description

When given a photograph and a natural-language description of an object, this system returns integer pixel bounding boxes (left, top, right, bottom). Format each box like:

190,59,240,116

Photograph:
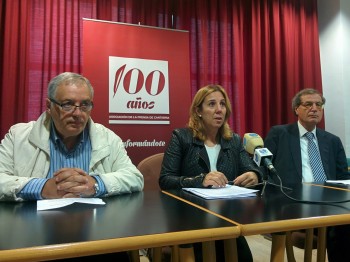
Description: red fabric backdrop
0,0,322,146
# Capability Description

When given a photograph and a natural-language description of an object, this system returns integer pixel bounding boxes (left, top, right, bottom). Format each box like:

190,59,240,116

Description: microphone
243,133,277,173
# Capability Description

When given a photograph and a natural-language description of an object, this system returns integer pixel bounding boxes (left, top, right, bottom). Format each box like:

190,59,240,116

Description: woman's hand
233,172,259,187
202,171,228,188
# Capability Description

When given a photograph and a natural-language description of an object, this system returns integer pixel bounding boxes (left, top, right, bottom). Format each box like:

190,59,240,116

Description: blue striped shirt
18,123,106,200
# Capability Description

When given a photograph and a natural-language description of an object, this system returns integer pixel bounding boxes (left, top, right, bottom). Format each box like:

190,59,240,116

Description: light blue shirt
18,123,106,200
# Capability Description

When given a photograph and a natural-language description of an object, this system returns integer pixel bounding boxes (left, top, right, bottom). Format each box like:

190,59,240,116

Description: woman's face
197,91,227,132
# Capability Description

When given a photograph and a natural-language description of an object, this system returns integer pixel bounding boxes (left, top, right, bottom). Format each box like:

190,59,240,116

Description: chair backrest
137,153,164,191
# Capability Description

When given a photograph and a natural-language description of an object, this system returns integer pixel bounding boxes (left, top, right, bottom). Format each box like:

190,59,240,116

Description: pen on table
227,181,254,187
208,182,234,188
228,182,258,188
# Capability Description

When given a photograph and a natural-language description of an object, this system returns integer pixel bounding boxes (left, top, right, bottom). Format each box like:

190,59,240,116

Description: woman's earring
199,115,202,118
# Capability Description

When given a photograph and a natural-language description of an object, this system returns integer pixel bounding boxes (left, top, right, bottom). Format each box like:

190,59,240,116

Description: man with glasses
0,72,144,201
265,88,349,185
264,88,350,262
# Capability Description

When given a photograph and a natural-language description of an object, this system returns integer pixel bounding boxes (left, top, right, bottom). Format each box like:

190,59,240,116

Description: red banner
83,19,191,165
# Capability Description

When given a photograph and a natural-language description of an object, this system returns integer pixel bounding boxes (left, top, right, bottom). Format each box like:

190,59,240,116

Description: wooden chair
285,157,348,260
285,228,327,262
137,153,164,191
137,153,195,262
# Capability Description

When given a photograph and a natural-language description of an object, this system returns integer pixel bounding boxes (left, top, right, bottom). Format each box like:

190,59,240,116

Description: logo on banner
109,56,170,124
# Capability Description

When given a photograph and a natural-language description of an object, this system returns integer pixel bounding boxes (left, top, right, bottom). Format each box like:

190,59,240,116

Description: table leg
152,247,162,262
129,250,141,262
179,244,195,262
270,233,286,262
304,228,314,262
285,231,296,262
317,227,327,262
202,241,216,262
171,245,180,262
224,238,238,262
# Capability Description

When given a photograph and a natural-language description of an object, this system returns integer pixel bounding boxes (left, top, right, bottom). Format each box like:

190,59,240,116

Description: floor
138,234,327,261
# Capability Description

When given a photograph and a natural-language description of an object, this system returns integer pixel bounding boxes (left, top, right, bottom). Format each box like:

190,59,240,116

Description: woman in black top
160,84,262,262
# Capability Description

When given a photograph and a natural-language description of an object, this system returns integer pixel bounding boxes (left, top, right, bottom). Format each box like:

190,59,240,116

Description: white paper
183,184,259,199
37,198,105,211
326,180,350,185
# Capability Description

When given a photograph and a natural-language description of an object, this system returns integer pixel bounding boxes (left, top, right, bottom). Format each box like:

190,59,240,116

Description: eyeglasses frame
49,98,94,112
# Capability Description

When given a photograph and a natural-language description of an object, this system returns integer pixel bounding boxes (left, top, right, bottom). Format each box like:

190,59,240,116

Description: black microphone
243,133,277,173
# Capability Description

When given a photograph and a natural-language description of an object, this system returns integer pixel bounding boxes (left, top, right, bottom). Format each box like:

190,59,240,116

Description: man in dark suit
264,88,350,262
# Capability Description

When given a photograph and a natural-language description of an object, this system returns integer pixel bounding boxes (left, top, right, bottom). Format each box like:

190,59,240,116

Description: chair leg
285,231,296,262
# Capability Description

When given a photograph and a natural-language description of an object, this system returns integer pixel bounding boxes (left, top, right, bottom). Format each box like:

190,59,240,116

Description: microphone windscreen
253,147,273,166
243,133,264,154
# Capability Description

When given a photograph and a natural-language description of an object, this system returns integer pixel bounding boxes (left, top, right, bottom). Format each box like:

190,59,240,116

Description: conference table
163,182,350,262
0,191,240,262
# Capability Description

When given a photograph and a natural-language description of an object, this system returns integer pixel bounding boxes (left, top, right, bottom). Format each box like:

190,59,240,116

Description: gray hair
48,72,94,99
291,88,326,115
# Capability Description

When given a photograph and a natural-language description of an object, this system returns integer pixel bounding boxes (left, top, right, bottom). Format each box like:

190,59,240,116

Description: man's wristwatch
93,182,99,197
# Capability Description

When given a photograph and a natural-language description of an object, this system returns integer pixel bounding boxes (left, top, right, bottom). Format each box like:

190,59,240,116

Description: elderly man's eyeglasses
299,101,324,110
49,98,93,112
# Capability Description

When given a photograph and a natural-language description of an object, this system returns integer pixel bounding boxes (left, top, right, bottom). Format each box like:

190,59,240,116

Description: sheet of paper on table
37,198,105,211
183,184,259,199
326,180,350,185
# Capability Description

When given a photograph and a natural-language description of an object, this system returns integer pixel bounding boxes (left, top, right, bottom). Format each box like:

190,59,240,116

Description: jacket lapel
289,123,303,178
316,129,329,177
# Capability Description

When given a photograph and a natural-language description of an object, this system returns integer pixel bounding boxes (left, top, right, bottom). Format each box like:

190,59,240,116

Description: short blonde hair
188,84,233,141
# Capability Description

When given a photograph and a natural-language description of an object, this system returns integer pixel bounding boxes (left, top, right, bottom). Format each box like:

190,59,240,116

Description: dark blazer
159,128,263,189
264,122,350,186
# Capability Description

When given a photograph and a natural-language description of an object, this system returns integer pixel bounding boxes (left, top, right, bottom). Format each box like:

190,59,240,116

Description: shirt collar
297,121,316,138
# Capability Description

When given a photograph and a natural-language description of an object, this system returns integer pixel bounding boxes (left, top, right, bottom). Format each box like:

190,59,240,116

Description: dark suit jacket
264,122,350,186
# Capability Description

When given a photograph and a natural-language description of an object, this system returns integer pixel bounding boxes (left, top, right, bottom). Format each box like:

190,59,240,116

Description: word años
126,97,154,109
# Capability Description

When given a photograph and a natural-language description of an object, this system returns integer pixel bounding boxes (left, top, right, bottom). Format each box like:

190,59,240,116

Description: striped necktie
305,132,326,181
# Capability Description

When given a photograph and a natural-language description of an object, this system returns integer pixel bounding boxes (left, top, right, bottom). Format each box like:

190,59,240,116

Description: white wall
318,0,350,158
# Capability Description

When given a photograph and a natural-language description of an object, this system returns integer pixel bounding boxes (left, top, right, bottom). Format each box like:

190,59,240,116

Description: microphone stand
256,168,292,196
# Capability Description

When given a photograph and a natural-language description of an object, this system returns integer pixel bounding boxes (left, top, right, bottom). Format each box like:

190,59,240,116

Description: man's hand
41,168,96,199
41,178,68,199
